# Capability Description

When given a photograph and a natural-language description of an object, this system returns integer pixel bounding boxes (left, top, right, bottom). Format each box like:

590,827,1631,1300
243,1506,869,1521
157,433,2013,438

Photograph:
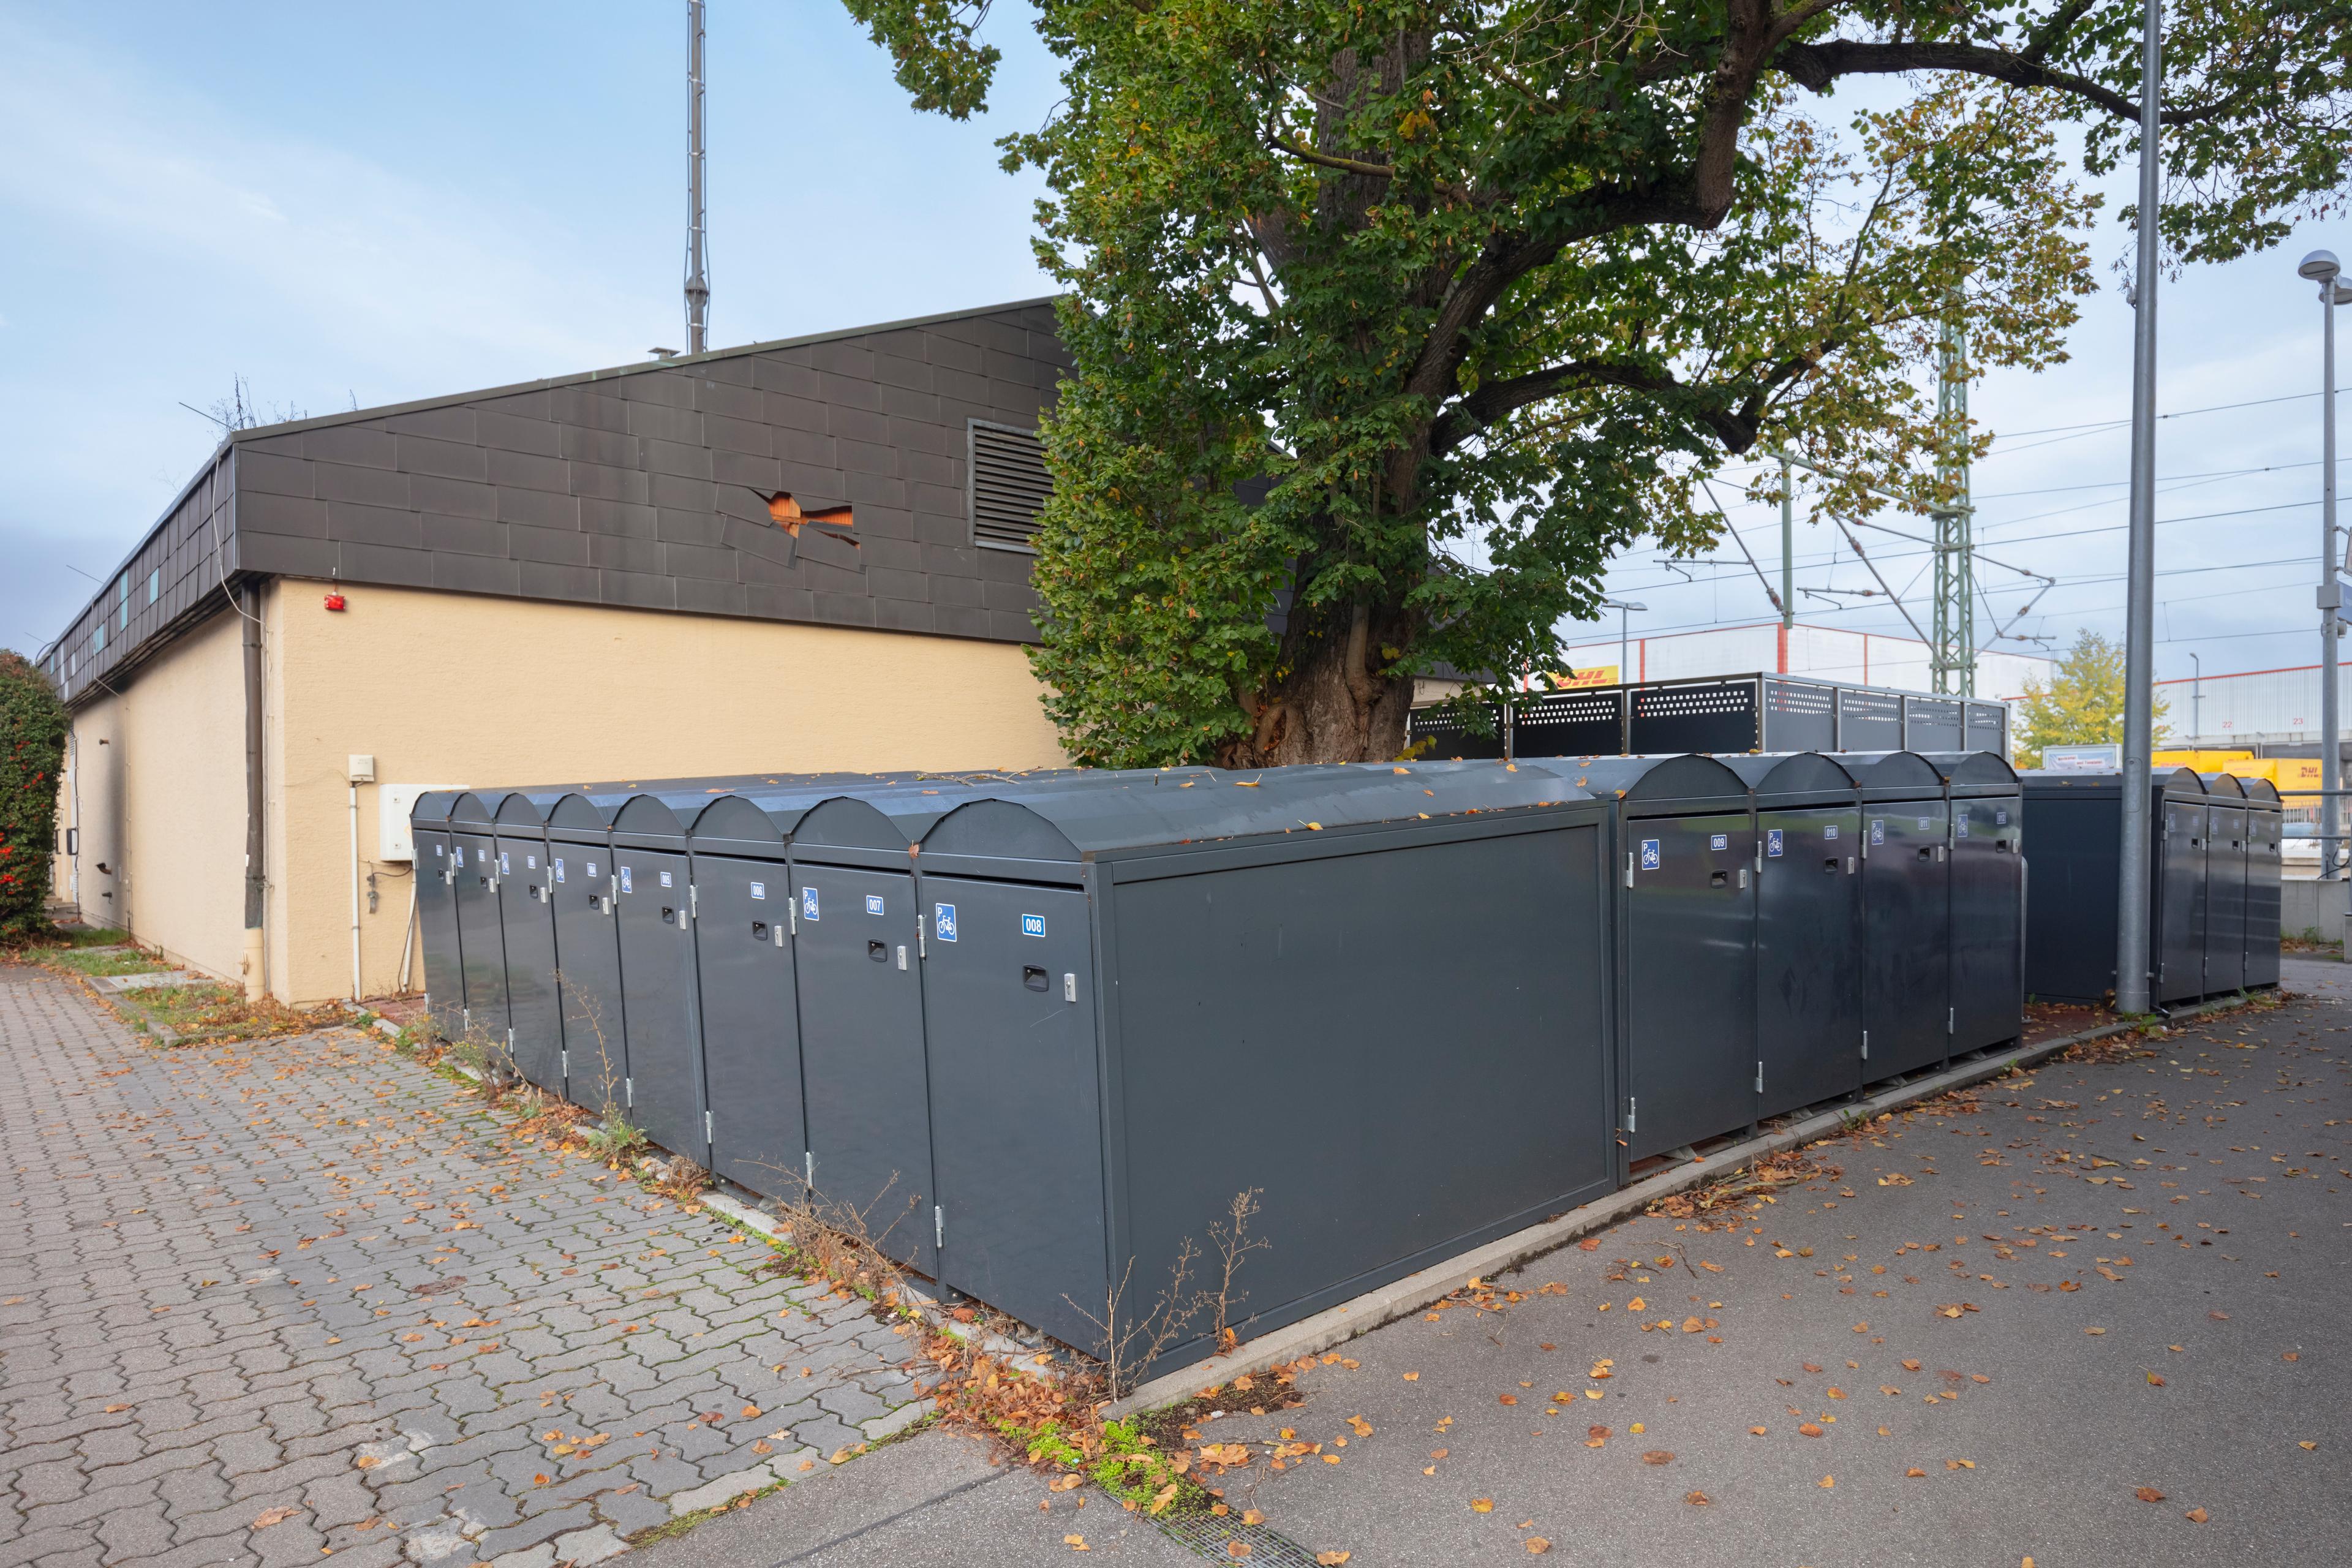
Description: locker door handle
752,921,769,943
1822,858,1839,873
1023,965,1050,992
661,907,677,925
1710,870,1728,888
869,940,889,963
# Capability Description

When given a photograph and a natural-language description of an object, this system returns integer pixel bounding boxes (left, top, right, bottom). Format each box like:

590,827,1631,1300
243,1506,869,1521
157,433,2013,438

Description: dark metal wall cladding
1104,816,1615,1369
42,449,235,706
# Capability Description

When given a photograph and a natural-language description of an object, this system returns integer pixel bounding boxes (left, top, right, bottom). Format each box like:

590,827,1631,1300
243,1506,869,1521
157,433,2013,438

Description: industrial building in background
40,300,1070,1007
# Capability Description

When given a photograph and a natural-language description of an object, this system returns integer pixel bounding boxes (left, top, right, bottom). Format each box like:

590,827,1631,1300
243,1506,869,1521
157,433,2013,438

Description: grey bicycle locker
687,794,808,1201
412,791,467,1042
610,794,712,1164
1850,754,1951,1079
492,794,565,1093
1927,753,2024,1054
2198,774,2248,995
1723,753,1862,1117
448,793,509,1041
2242,780,2283,989
543,791,628,1112
2157,772,2209,1005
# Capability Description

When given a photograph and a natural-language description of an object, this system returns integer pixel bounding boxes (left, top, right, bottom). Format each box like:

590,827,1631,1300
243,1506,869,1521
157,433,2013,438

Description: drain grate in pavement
1152,1512,1327,1566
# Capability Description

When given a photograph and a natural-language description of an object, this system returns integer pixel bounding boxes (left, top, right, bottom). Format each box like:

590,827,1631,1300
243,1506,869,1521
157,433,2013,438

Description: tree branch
1777,39,2139,121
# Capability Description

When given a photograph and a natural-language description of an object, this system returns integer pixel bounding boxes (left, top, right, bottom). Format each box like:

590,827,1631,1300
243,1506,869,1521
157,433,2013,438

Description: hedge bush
0,650,69,941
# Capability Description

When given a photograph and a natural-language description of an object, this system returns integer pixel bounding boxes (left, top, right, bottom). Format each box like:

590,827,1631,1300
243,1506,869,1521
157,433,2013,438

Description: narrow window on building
118,574,129,628
968,420,1050,551
148,568,159,604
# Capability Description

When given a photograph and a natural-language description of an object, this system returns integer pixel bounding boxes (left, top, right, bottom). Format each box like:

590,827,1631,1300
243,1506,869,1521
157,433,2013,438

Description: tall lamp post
2297,249,2350,878
1602,598,1647,685
2113,0,2164,1015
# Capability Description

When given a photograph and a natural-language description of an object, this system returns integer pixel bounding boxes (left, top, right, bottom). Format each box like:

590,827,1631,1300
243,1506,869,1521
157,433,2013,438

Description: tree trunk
1223,600,1415,766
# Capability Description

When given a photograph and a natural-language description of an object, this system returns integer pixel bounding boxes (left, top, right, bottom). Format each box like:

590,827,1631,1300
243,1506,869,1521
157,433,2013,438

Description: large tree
846,0,2348,766
2013,628,2169,767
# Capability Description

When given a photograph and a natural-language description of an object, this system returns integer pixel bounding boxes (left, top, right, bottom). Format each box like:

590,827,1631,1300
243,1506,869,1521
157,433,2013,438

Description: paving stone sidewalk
0,963,925,1568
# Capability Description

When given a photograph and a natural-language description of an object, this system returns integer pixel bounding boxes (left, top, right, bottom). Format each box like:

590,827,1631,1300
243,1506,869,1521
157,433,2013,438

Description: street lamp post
2299,249,2350,879
1602,598,1647,686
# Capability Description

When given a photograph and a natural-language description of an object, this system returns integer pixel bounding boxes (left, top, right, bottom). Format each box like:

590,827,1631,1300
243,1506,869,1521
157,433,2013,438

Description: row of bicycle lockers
407,750,2277,1371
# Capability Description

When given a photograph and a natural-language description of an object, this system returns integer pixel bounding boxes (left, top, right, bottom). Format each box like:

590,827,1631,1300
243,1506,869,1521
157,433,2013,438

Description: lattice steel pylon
1929,301,1975,695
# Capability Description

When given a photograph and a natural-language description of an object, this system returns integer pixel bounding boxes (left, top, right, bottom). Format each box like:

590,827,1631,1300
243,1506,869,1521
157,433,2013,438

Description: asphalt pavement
636,960,2352,1566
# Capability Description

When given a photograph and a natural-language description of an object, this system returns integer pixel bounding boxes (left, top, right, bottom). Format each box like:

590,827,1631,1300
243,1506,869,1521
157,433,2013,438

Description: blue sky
1,1,2342,688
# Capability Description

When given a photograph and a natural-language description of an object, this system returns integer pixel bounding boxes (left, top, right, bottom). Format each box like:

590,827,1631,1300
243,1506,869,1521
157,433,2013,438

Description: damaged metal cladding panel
410,791,467,1041
1526,754,1757,1163
447,793,510,1046
542,791,630,1113
913,761,1610,1371
492,794,565,1093
2198,774,2250,996
2242,779,2284,989
1923,753,2025,1054
1849,753,1952,1079
610,794,717,1167
2157,771,2211,1006
1720,753,1863,1119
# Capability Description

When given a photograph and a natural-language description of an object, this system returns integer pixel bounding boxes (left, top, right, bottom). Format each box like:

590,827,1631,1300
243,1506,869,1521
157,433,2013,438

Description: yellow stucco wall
51,611,251,984
268,581,1065,1005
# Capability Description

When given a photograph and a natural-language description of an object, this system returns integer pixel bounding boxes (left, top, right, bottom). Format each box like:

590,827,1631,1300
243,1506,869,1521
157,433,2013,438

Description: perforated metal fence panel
1760,679,1838,752
1903,696,1964,752
1513,688,1624,756
1756,804,1861,1115
1964,701,2009,755
1628,680,1760,753
493,829,565,1093
1838,688,1903,751
1406,702,1507,759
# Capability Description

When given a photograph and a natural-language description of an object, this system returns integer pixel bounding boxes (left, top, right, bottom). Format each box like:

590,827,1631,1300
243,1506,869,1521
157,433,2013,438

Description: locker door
613,849,707,1163
2204,806,2247,994
919,878,1105,1352
2244,816,2282,988
1861,803,1950,1077
494,833,565,1092
694,856,805,1199
450,831,508,1039
1949,799,2022,1052
415,830,465,1042
1756,806,1860,1117
1624,812,1756,1158
549,845,627,1111
790,861,935,1275
2157,802,2206,1004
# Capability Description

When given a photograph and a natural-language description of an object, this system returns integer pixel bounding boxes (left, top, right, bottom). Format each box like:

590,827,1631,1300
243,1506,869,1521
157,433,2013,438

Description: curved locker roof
2161,767,2209,797
919,761,1591,864
1837,751,1943,789
493,793,550,826
1521,753,1747,807
542,792,627,830
450,791,515,826
1716,752,1857,797
685,794,786,850
1918,751,2019,785
412,790,464,827
2242,777,2282,805
2198,772,2246,798
791,795,912,851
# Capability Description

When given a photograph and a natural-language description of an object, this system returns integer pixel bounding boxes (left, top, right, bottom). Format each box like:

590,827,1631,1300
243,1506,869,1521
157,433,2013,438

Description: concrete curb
1102,991,2263,1417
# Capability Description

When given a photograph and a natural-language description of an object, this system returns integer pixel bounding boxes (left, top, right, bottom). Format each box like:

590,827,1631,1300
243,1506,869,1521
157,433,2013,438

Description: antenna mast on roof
684,0,710,355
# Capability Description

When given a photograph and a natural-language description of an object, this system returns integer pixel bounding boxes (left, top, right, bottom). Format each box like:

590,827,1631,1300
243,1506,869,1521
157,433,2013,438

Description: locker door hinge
1948,1007,1955,1034
918,927,926,959
689,884,698,920
934,1205,944,1249
507,1027,515,1049
705,1110,714,1142
560,1049,568,1079
1624,851,1635,888
462,1006,470,1028
1860,1030,1869,1060
608,875,619,913
805,1151,815,1190
1626,1096,1637,1134
1755,842,1763,872
1755,1061,1764,1093
624,1077,634,1106
788,902,796,935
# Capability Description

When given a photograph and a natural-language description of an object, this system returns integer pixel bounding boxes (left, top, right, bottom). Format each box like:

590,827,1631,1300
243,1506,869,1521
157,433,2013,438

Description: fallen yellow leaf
1471,1499,1494,1513
1064,1534,1088,1551
1819,1475,1835,1489
1315,1555,1351,1566
1526,1539,1552,1555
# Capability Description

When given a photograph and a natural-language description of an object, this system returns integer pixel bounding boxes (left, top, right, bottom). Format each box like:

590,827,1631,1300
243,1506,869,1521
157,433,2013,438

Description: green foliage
2014,629,2170,768
0,651,69,940
851,1,2350,764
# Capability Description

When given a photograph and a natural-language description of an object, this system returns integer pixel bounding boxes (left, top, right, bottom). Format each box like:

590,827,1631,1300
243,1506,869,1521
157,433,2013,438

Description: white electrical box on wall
378,783,461,862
